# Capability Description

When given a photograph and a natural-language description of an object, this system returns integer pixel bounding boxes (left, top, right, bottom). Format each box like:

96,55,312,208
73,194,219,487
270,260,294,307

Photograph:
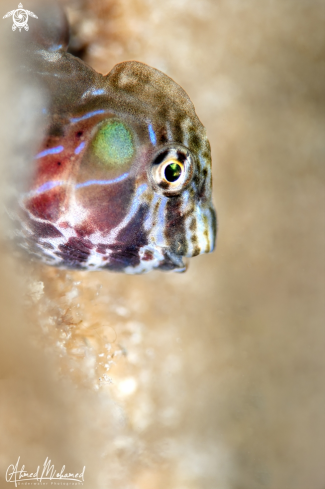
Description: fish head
21,60,216,273
97,61,217,273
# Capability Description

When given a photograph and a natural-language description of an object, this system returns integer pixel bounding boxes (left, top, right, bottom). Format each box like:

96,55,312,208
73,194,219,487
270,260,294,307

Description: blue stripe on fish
92,89,105,95
75,173,129,188
70,110,105,123
148,124,157,145
34,181,63,194
32,173,130,196
35,146,64,159
74,142,85,154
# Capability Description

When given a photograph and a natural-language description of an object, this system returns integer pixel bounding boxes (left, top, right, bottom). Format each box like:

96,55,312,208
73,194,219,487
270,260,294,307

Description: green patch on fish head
93,120,134,167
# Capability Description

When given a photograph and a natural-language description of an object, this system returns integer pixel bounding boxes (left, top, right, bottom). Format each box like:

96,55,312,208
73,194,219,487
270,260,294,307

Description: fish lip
161,250,189,272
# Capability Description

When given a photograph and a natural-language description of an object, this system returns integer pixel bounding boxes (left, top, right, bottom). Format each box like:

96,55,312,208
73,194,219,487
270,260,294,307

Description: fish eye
164,161,183,182
150,146,194,195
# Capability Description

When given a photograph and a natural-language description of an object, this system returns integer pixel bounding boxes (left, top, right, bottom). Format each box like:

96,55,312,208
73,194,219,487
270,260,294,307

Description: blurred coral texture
0,0,324,488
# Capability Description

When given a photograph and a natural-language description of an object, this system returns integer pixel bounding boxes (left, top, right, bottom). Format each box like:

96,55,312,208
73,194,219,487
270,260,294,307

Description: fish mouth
159,250,189,273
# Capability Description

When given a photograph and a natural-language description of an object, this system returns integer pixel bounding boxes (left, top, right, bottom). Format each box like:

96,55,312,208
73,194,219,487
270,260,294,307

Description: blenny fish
15,4,217,273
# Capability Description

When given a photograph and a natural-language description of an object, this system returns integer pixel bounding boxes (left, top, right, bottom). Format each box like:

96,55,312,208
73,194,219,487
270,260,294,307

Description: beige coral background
0,0,324,488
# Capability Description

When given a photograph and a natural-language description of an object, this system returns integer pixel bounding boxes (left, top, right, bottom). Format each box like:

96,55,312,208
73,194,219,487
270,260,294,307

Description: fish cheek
75,178,135,233
73,119,138,233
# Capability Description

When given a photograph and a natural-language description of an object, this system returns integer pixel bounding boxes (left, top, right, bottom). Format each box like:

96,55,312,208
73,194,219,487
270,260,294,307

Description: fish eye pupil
164,162,182,182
